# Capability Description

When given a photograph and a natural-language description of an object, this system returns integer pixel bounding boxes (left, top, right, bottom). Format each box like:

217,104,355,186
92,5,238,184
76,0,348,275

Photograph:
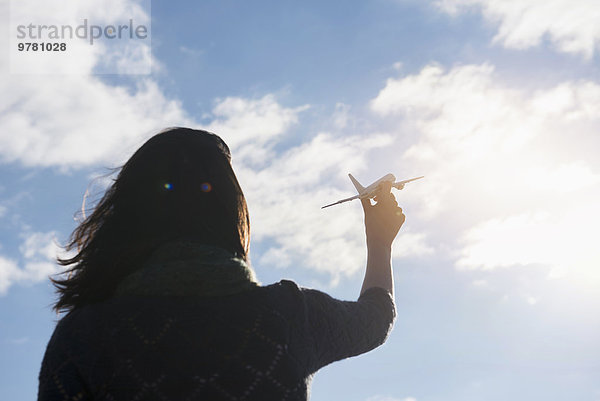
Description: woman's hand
360,181,405,248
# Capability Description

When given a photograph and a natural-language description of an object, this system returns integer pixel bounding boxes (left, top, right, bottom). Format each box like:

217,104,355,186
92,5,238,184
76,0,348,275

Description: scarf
114,239,259,298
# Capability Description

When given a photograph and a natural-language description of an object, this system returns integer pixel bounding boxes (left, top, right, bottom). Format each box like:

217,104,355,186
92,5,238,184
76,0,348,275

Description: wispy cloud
435,0,600,59
0,231,67,295
207,94,309,166
366,396,417,401
6,337,30,345
179,46,204,58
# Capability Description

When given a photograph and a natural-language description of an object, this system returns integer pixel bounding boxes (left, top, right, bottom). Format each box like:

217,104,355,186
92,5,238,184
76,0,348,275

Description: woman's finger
373,182,392,204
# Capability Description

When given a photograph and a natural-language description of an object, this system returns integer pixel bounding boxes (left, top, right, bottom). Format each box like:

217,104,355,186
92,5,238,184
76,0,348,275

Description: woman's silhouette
38,127,404,400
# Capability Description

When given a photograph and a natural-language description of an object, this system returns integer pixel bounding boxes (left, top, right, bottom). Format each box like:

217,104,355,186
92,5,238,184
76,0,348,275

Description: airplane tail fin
348,174,365,193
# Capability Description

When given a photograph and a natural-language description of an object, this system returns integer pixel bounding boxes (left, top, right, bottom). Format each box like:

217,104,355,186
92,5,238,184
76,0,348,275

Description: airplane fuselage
358,173,396,198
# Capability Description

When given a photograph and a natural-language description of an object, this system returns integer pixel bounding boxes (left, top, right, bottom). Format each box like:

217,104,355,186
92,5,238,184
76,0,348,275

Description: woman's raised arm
359,181,405,296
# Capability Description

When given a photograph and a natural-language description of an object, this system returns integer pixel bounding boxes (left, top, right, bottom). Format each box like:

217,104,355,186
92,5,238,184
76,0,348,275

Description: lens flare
201,182,212,192
164,183,173,190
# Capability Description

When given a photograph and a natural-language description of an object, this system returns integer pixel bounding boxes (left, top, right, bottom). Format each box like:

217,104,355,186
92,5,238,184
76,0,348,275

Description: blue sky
1,0,600,400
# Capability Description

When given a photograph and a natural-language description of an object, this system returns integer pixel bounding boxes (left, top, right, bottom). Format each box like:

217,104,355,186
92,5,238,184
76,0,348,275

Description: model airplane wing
392,175,424,189
321,194,360,209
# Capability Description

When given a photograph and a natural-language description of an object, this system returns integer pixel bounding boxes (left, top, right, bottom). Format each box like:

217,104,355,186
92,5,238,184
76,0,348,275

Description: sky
1,0,600,400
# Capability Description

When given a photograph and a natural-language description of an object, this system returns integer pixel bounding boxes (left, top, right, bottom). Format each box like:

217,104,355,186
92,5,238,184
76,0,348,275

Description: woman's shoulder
256,279,304,307
261,279,301,293
51,302,110,338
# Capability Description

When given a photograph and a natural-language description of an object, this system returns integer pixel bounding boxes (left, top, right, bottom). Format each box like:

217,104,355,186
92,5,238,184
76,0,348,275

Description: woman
38,127,404,400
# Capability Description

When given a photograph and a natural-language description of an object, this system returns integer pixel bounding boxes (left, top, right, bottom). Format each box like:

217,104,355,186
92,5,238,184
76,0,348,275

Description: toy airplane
321,173,424,209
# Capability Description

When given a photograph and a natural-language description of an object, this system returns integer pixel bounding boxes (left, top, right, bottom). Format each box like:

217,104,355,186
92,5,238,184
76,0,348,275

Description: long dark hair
52,128,250,313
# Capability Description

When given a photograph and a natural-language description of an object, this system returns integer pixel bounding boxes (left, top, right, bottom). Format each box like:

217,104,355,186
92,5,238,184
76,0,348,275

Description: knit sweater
38,243,396,401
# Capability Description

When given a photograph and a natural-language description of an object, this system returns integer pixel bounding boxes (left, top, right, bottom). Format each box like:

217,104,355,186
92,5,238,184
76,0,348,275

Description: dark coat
38,280,395,400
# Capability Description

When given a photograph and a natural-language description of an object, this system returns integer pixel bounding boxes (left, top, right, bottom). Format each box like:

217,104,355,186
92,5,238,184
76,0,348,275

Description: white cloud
332,102,352,129
0,0,181,170
371,63,600,279
0,231,66,295
435,0,600,58
6,337,29,345
0,77,192,169
392,230,434,259
207,94,309,167
457,212,561,270
0,256,20,294
179,46,204,58
457,203,600,285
